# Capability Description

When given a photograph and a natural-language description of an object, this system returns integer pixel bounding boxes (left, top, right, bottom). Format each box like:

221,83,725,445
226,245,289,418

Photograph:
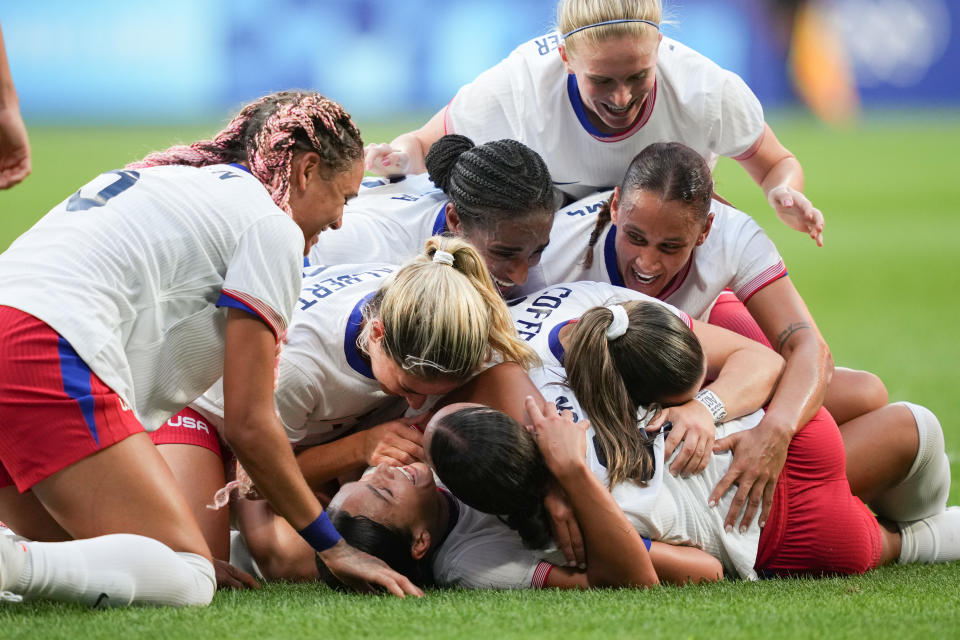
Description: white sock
898,507,960,564
870,402,951,522
13,534,215,607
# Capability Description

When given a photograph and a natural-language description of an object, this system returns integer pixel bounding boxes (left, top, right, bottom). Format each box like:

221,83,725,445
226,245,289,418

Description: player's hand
709,418,791,532
0,104,31,189
214,558,261,590
543,480,586,569
364,143,410,177
767,185,824,247
647,401,716,477
524,397,588,479
363,416,425,467
318,539,424,597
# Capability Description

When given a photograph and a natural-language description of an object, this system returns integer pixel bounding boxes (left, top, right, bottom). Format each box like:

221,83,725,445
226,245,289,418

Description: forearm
224,411,322,530
704,347,783,420
388,109,446,175
295,434,369,489
759,154,804,199
763,334,833,435
0,26,17,107
555,464,657,588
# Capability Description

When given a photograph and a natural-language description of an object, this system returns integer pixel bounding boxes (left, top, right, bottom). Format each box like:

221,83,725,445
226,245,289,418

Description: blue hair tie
562,18,660,40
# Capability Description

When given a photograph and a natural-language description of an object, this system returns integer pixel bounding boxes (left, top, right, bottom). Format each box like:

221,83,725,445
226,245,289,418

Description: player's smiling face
611,187,712,297
449,207,554,299
289,157,363,256
331,462,441,535
561,32,661,134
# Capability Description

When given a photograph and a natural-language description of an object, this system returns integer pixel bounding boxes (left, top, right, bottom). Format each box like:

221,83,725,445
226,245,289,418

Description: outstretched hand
646,401,716,477
708,420,791,532
319,539,424,598
214,558,261,590
768,185,824,247
0,104,30,189
364,143,410,178
524,396,588,478
363,415,426,468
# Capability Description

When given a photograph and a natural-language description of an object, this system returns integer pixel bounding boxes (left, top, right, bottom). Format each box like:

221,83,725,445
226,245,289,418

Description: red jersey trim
220,289,286,342
733,128,765,161
531,561,554,588
443,99,455,135
736,261,788,304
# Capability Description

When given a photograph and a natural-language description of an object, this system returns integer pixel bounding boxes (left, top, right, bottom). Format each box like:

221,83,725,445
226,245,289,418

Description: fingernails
739,525,747,534
708,500,717,508
759,520,766,529
579,563,587,570
724,525,733,534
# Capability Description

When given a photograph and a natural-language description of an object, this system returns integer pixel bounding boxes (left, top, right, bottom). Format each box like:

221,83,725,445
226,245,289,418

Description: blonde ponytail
361,236,539,382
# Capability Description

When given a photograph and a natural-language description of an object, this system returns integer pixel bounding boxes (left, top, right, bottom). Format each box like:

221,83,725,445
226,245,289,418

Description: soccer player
151,236,540,582
363,0,823,245
0,91,421,606
0,22,30,189
309,135,557,299
517,142,892,530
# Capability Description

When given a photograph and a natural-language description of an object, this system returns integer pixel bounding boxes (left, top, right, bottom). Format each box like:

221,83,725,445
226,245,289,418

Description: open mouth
493,276,515,294
632,267,659,285
601,101,634,116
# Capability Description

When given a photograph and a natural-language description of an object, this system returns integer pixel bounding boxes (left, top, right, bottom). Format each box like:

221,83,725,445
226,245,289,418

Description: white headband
432,249,455,266
605,304,629,340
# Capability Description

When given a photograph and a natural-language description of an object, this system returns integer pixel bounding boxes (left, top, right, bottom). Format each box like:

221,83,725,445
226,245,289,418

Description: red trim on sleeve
736,261,788,304
531,561,554,588
220,289,286,342
733,128,766,161
680,310,693,329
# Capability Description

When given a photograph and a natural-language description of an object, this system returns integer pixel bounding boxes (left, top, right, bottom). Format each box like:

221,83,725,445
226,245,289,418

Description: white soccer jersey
530,366,765,579
0,164,303,429
445,33,764,199
508,281,691,367
523,193,787,320
307,173,448,269
192,263,407,446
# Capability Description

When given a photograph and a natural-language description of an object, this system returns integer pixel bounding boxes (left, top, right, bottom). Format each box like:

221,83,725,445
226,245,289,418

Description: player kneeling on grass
152,237,540,584
0,91,421,607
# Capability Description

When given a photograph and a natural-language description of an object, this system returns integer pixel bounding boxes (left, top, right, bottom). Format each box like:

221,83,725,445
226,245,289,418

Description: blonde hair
557,0,663,54
563,300,703,487
359,236,539,381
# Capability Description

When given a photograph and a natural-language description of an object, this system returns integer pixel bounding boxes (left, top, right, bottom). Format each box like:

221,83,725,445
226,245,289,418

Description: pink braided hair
127,91,363,214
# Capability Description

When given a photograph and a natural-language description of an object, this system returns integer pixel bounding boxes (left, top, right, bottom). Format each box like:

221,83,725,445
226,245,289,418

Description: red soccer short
756,407,883,576
149,406,225,459
0,306,145,492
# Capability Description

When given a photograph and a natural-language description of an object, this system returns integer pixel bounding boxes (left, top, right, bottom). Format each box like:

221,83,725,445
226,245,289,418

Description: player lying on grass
0,91,422,606
310,134,559,299
149,237,538,583
320,303,958,588
515,142,889,531
364,0,824,245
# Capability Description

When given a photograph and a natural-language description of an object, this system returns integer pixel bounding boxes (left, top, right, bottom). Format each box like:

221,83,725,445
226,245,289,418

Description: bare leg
156,444,229,560
825,367,888,425
876,520,901,566
841,403,916,502
0,487,70,541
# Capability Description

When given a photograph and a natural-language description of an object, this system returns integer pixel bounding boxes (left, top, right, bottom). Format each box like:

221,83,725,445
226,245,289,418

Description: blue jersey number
66,170,141,211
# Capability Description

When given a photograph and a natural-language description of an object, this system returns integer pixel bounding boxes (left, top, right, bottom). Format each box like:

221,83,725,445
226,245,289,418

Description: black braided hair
425,135,557,231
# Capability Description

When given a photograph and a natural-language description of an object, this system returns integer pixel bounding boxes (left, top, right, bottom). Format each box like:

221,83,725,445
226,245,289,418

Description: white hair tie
605,304,629,340
432,249,455,266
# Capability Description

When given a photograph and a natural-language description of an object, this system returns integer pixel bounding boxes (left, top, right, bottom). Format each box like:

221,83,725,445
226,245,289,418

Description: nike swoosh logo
94,593,110,607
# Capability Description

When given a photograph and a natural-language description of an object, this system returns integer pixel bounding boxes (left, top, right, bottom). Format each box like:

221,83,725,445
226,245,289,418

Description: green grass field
2,111,960,638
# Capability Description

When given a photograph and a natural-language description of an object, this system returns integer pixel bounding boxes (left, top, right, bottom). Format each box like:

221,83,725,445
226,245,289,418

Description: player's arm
545,542,723,588
659,319,785,477
737,123,823,246
709,276,831,533
0,22,30,189
526,397,658,588
363,109,446,177
221,309,422,597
